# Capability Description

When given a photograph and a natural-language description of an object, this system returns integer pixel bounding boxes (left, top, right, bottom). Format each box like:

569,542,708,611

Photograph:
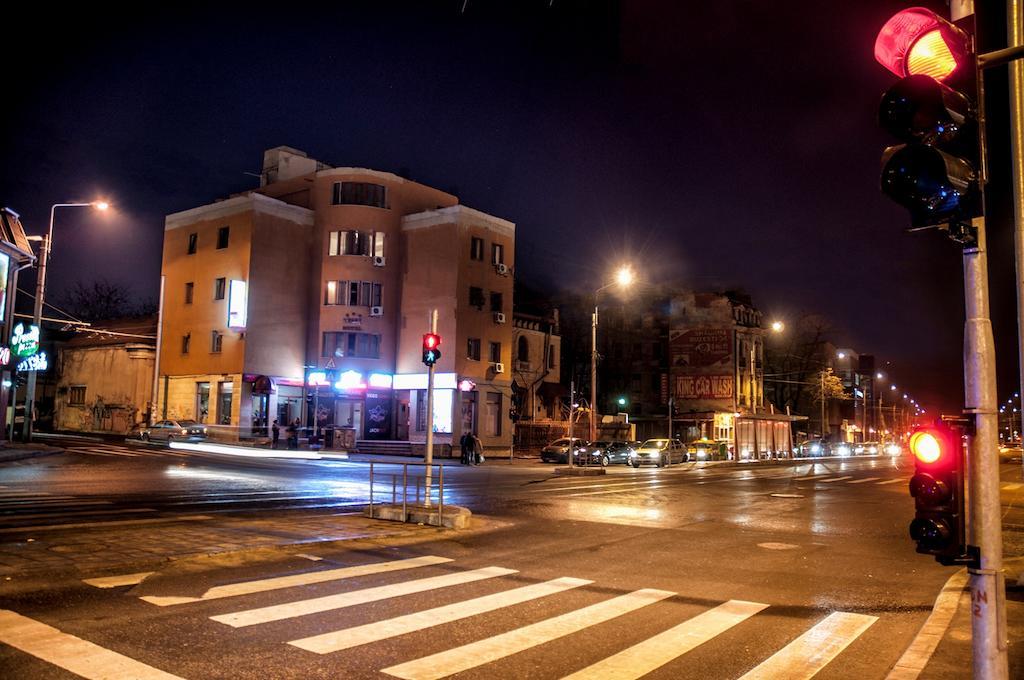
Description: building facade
156,147,515,452
0,208,37,441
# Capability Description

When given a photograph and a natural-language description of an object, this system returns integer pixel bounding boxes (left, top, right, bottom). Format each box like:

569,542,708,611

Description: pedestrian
459,432,469,464
271,419,280,449
471,433,484,465
286,419,298,450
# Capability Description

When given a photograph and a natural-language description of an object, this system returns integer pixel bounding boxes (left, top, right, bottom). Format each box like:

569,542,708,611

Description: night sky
2,0,1018,414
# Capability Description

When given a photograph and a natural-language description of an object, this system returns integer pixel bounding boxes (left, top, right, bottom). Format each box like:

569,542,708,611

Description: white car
140,420,208,442
631,438,688,467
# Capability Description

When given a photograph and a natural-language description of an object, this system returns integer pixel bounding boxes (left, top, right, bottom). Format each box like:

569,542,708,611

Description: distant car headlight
837,445,851,456
868,446,878,453
886,444,900,455
180,429,188,435
697,451,707,459
810,444,821,453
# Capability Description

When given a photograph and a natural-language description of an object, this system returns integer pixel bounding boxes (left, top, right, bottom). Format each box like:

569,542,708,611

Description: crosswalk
67,443,188,459
0,552,892,679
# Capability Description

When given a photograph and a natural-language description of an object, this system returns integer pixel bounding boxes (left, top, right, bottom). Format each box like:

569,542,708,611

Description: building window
490,292,503,313
548,346,555,369
517,336,529,362
471,237,484,261
467,338,481,361
214,278,226,300
332,182,387,208
492,242,504,265
182,334,191,354
185,282,194,304
489,341,501,363
325,280,382,307
69,385,86,405
216,226,229,249
415,389,427,432
469,286,485,310
187,233,197,254
211,331,223,353
321,332,381,358
217,381,233,425
328,230,385,257
485,392,502,436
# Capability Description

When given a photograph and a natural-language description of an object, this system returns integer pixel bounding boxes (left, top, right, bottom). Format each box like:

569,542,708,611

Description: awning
251,375,275,394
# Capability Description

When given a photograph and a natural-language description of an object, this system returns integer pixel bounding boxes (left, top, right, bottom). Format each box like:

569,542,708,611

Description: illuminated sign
368,372,393,388
0,253,9,323
335,370,366,390
0,346,9,366
227,280,247,329
433,389,453,433
459,379,476,392
308,371,330,387
393,372,457,391
16,352,48,373
11,323,40,357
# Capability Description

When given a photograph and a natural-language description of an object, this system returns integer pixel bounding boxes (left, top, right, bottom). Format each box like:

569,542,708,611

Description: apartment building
156,147,514,451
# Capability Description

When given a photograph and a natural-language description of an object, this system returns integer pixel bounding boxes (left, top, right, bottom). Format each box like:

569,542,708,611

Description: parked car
883,441,902,456
140,419,208,442
795,440,828,457
854,441,880,455
632,438,688,467
540,437,587,464
686,438,722,461
999,446,1023,463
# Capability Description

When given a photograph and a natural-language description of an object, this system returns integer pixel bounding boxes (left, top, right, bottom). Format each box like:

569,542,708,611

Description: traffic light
422,333,441,367
908,423,966,564
874,7,981,231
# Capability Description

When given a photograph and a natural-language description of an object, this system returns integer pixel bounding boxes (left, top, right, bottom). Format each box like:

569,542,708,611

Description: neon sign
11,323,40,357
16,352,48,373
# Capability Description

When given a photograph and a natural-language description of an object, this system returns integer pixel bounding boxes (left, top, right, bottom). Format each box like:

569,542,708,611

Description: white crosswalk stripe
560,599,768,680
142,555,453,606
289,576,592,654
212,565,517,628
847,476,882,484
877,478,909,485
381,588,674,680
818,476,854,483
738,611,878,679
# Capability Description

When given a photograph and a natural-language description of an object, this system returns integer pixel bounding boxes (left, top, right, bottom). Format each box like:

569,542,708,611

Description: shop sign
16,351,48,373
227,280,247,329
365,392,392,438
11,323,40,357
335,370,366,390
0,346,9,366
676,374,733,400
342,313,362,330
670,328,732,368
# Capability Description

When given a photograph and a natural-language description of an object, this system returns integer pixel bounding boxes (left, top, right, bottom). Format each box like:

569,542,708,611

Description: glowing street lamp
770,321,784,333
591,265,634,442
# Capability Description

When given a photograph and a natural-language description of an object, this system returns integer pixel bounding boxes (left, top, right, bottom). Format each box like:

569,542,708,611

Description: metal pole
21,230,48,443
820,371,826,439
368,462,374,518
567,379,574,467
402,465,407,520
962,218,1009,680
438,462,444,526
590,302,597,442
424,309,437,506
150,275,165,426
1008,0,1024,477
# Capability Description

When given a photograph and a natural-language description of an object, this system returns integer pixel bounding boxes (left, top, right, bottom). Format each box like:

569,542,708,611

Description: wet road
1,442,1022,678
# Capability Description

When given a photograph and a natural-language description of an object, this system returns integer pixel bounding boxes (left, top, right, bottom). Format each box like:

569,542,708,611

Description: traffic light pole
424,309,437,507
1008,0,1024,481
961,217,1009,680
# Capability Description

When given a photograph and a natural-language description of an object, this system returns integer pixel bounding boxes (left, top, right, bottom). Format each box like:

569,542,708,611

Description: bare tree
56,279,151,321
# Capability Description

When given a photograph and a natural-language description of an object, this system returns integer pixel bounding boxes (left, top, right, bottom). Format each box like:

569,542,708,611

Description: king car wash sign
11,323,40,357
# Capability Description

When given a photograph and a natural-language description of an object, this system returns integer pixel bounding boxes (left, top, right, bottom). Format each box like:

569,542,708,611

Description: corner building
156,147,514,453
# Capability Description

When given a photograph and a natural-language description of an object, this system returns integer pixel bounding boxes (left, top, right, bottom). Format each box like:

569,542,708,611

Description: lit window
471,237,484,261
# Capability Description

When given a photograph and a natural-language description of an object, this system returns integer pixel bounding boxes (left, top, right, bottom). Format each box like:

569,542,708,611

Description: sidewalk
0,441,64,463
0,509,448,580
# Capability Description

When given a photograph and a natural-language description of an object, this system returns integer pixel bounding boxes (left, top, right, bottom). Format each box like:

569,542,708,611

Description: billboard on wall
670,328,732,368
676,375,734,400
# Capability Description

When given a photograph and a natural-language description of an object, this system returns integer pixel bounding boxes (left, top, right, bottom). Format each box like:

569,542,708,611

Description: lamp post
590,265,633,442
22,201,109,442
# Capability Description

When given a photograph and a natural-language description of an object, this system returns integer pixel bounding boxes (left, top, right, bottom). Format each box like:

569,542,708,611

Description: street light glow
876,372,883,379
615,266,634,287
770,321,784,333
837,351,846,359
93,201,110,211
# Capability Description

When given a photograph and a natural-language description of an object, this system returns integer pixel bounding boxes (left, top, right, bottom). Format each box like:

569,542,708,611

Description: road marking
532,480,665,493
817,476,854,483
847,477,882,484
212,566,517,627
877,478,909,485
738,611,878,680
290,576,591,654
381,588,674,680
1002,483,1022,491
295,553,322,561
769,493,804,499
0,515,213,533
887,569,968,680
84,572,154,588
561,484,673,498
560,599,768,680
3,508,157,522
142,555,453,606
794,474,830,480
0,609,183,680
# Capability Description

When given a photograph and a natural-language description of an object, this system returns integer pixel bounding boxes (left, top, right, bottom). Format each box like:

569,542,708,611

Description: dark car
603,441,638,466
574,440,614,466
540,437,587,463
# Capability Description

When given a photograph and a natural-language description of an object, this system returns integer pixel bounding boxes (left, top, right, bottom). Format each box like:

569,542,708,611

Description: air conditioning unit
492,362,505,374
372,256,386,267
493,312,506,324
369,306,383,317
495,263,509,276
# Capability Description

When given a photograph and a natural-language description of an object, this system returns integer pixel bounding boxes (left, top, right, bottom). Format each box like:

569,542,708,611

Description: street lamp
770,321,784,333
22,201,110,441
591,265,634,442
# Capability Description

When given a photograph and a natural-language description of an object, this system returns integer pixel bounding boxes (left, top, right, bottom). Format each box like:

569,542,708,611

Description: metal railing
367,461,446,527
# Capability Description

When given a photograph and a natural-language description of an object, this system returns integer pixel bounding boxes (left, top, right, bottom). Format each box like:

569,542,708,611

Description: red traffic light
422,333,441,350
909,429,943,464
874,8,970,83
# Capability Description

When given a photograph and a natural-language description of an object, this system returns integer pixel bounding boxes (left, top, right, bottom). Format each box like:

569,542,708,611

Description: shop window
471,237,484,261
196,382,210,423
467,338,481,361
485,392,502,436
332,182,387,208
217,226,229,249
68,385,86,405
217,381,233,425
187,232,197,254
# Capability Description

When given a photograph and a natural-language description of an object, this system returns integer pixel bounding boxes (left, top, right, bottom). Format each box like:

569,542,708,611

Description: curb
886,568,969,679
0,446,64,463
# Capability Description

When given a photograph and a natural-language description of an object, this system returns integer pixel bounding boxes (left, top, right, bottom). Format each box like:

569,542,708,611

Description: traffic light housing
422,333,441,367
874,8,981,231
908,423,966,564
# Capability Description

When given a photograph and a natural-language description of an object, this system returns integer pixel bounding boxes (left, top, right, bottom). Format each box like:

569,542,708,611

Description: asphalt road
1,441,1022,678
